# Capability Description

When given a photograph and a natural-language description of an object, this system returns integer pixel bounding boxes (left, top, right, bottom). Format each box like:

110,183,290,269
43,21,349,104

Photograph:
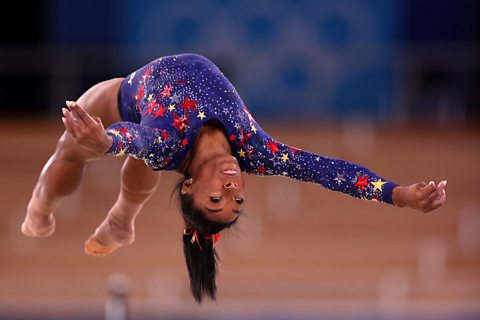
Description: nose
224,182,238,189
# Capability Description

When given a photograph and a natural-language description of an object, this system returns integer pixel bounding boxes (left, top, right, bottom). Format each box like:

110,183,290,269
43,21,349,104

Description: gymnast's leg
84,157,161,256
22,78,124,237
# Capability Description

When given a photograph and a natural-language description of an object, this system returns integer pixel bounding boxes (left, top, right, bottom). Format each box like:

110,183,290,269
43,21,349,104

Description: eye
210,197,221,203
235,197,244,205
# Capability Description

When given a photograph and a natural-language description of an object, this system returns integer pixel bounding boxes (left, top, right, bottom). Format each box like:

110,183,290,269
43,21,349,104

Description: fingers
416,181,427,188
427,189,447,212
437,180,447,192
60,101,110,153
418,183,437,198
427,180,447,202
62,107,79,139
417,189,440,213
66,101,97,126
427,188,441,203
409,179,447,213
92,116,106,129
421,183,447,213
433,182,447,206
62,103,93,142
61,116,72,137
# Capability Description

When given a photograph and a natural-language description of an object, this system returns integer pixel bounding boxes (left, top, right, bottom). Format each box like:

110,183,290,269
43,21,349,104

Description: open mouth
222,169,238,175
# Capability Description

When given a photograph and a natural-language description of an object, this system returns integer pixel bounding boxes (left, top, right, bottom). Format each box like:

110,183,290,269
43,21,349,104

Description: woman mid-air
21,54,447,303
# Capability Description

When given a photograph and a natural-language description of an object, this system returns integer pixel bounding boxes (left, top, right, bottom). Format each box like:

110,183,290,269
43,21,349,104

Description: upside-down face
181,155,245,224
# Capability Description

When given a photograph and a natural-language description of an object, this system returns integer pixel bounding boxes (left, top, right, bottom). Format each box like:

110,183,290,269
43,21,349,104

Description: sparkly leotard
107,54,398,204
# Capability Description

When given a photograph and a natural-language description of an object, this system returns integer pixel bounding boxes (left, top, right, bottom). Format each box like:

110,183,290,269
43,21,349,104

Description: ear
181,178,193,195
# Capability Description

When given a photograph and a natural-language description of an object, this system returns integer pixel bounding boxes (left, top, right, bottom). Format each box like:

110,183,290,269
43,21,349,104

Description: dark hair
172,178,237,303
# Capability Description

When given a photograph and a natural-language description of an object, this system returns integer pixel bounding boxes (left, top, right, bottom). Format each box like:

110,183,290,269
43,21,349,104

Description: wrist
102,135,114,154
392,186,408,208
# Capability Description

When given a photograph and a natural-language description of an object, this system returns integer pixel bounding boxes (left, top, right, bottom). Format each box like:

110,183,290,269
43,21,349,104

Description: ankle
114,198,144,217
28,192,55,218
107,211,134,232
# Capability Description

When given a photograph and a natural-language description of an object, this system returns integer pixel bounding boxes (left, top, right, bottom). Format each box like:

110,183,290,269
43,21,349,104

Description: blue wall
45,0,401,120
119,0,401,120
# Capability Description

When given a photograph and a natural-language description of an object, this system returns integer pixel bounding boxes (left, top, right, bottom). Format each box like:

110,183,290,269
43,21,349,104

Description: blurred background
0,0,479,319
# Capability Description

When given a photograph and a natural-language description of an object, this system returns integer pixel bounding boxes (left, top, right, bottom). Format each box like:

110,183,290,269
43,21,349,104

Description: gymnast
21,53,447,303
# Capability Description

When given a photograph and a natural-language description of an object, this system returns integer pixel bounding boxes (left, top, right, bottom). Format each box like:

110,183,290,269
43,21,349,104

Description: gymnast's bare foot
21,193,56,237
84,213,135,256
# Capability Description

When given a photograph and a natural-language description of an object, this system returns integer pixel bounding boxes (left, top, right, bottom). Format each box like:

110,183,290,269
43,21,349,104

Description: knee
120,180,158,205
52,132,93,164
120,161,160,201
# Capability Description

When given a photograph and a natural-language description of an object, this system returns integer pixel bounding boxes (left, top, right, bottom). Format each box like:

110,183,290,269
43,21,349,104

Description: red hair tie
183,226,220,251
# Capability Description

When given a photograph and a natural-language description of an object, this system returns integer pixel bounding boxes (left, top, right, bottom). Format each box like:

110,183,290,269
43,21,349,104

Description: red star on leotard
160,129,171,142
354,175,370,193
171,113,190,133
119,127,132,141
161,85,173,99
229,134,237,141
181,138,189,147
267,140,280,155
178,95,198,114
236,129,253,147
144,100,158,116
258,167,265,174
143,67,152,80
153,104,167,119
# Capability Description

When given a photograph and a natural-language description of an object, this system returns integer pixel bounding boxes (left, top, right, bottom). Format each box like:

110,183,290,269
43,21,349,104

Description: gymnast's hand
392,180,447,213
62,101,113,154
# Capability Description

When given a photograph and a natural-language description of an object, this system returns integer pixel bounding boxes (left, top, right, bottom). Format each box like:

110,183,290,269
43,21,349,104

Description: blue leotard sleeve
105,121,181,170
235,120,398,205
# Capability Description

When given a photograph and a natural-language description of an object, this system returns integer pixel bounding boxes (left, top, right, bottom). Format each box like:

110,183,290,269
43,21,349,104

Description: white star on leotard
128,72,136,85
170,93,181,103
334,172,346,185
269,156,281,167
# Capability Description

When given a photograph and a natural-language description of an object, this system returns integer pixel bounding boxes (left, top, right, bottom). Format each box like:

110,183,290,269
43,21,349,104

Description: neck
177,124,232,177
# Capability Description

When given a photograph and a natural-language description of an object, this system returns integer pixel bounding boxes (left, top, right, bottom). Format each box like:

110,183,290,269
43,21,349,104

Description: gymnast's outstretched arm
240,126,446,212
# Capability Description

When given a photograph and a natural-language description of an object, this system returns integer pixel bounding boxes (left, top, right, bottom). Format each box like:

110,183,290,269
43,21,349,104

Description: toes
84,238,115,256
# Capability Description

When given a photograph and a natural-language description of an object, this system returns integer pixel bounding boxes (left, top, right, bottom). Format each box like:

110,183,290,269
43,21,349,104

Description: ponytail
183,230,218,303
